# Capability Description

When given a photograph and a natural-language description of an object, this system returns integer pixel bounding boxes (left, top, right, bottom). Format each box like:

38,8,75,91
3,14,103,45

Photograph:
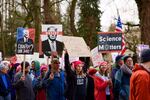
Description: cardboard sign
0,51,2,61
16,28,35,54
97,32,122,53
91,46,103,67
63,36,91,57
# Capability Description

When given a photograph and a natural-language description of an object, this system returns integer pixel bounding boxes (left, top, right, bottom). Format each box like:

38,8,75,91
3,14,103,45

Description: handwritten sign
63,36,91,57
91,47,103,67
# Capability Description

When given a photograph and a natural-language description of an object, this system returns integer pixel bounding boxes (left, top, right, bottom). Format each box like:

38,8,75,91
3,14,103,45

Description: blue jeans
0,93,11,100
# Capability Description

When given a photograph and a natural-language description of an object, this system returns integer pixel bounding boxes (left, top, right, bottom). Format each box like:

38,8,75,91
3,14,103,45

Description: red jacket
130,64,150,100
93,75,108,100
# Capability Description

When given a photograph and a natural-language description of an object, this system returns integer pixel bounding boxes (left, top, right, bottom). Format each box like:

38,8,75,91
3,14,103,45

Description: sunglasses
53,62,60,64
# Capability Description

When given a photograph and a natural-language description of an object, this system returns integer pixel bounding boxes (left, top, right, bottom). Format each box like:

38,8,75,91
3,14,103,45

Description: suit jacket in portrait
42,39,64,57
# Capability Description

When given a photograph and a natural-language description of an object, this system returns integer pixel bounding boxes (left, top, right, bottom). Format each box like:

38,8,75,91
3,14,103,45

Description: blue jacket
43,70,66,100
0,72,11,96
114,64,132,100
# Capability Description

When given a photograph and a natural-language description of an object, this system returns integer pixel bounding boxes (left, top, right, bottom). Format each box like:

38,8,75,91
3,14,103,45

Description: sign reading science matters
97,32,122,53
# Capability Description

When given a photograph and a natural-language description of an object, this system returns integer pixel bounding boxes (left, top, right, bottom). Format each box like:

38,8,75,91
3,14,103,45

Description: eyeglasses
53,62,60,64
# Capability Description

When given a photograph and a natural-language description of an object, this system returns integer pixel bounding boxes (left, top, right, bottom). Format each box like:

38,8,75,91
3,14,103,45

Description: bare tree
135,0,150,45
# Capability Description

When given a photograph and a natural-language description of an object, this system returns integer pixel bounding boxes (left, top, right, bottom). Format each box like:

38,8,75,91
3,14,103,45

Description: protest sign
39,24,64,57
97,32,122,53
91,46,104,67
16,27,35,54
63,36,91,57
0,51,2,61
136,44,149,56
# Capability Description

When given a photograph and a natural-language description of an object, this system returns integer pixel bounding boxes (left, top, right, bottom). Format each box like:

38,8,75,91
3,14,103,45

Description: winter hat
115,55,123,63
40,65,48,72
21,61,30,69
140,49,150,63
123,55,132,62
99,61,108,66
72,60,84,68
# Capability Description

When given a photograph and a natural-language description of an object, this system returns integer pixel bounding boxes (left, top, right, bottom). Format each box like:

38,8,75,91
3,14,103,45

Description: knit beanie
140,49,150,63
21,61,30,69
115,55,123,63
40,65,48,72
123,55,132,62
99,61,108,66
72,60,84,69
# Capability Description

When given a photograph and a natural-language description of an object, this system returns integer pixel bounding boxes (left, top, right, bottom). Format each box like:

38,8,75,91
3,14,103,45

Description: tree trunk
135,0,150,45
69,0,77,36
32,0,41,51
43,0,56,24
1,0,6,57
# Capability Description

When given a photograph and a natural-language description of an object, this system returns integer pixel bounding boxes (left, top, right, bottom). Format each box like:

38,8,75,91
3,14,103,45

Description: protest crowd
0,48,150,100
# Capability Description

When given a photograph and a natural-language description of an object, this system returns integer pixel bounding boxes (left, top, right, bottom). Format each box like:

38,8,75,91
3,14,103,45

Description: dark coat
0,72,11,97
64,53,95,100
42,39,64,57
13,72,35,100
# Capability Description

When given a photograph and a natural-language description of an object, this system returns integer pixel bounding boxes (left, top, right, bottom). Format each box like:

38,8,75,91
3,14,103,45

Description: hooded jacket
130,64,150,100
31,60,40,78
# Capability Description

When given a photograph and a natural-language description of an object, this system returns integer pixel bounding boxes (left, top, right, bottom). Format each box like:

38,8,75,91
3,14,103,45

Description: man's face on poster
23,29,29,38
47,27,57,41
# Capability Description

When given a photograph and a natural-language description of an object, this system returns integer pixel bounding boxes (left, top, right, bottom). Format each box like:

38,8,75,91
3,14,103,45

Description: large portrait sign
16,27,35,54
39,24,64,57
97,32,122,53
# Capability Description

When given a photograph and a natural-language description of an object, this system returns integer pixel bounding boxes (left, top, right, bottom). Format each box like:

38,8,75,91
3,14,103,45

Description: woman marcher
0,62,11,100
94,61,112,100
34,65,48,100
64,51,94,100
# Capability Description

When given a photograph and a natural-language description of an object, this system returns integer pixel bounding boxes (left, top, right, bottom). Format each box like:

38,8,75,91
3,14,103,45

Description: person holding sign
42,26,64,57
13,61,35,100
64,51,95,100
43,56,66,100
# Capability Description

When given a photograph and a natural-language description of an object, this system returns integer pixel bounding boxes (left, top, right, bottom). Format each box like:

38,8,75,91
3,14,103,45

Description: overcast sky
61,0,139,32
100,0,139,31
